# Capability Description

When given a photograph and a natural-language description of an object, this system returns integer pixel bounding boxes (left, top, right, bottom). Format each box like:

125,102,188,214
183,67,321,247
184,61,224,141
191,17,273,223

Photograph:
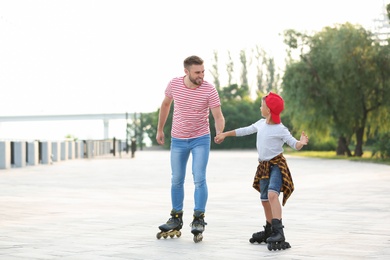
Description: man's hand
156,131,165,145
214,133,225,144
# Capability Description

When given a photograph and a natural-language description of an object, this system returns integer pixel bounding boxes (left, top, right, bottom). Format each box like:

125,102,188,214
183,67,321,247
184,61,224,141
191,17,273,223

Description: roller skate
266,219,291,251
190,211,207,243
249,221,272,244
156,210,183,239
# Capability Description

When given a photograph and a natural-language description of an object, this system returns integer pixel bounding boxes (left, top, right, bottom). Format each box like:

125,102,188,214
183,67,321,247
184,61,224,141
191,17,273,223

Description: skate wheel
249,238,255,243
169,234,175,238
281,241,291,249
267,242,278,251
176,231,182,238
193,234,203,243
156,232,162,239
163,234,168,239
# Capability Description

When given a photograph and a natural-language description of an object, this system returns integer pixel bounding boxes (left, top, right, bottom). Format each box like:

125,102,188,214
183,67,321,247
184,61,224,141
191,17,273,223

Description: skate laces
190,217,207,228
166,216,181,225
166,218,175,225
255,230,266,236
166,211,182,225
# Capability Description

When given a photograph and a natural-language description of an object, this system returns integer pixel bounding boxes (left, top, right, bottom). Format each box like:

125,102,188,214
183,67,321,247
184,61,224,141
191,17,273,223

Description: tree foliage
252,45,281,95
141,110,159,146
142,45,288,150
226,51,234,87
387,3,390,21
210,50,221,90
210,98,260,149
282,23,390,157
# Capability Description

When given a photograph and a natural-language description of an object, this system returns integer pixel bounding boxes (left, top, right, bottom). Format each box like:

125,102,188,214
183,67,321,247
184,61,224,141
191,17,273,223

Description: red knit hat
265,92,284,124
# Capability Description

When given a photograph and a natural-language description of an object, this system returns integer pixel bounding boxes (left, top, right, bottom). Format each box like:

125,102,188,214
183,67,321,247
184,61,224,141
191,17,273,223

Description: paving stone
0,150,389,259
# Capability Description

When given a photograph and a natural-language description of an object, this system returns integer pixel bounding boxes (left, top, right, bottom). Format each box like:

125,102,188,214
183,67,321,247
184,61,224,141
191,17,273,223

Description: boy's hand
214,133,225,144
300,131,309,145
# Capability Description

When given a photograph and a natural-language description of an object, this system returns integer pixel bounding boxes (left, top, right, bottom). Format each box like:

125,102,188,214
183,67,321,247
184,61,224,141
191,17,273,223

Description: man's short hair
184,56,204,69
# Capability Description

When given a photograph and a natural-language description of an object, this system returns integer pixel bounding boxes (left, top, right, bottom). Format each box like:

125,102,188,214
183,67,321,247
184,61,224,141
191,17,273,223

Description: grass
284,149,390,165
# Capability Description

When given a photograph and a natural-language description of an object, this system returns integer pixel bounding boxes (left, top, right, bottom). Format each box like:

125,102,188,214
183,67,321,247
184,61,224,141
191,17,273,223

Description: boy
215,92,308,251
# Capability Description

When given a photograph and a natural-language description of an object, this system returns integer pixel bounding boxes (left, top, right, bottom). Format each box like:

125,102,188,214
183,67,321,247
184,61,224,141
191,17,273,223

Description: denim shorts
259,164,282,201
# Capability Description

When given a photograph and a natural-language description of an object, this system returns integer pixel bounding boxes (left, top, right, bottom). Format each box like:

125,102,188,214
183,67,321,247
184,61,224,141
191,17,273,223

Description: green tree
220,83,251,102
265,57,280,93
143,47,284,150
226,51,234,87
211,98,259,149
210,50,221,91
253,45,281,96
387,3,390,21
239,49,249,92
253,45,265,94
283,23,390,157
140,111,159,146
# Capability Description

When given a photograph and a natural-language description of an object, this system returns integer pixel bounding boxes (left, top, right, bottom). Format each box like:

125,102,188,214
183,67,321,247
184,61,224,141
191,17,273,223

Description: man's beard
189,76,203,86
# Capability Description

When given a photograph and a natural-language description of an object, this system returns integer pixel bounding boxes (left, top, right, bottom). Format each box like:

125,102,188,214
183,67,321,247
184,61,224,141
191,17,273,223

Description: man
156,55,225,243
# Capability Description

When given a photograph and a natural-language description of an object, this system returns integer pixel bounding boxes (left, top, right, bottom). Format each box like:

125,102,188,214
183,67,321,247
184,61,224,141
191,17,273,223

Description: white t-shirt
235,119,298,161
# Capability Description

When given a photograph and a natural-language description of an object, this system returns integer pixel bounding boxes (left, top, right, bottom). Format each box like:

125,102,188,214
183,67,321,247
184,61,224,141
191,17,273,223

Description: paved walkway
0,150,389,259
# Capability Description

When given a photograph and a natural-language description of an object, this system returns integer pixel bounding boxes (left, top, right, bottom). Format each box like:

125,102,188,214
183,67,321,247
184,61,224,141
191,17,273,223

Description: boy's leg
261,201,273,222
267,165,283,219
250,179,273,244
260,178,273,222
268,193,282,219
266,165,291,250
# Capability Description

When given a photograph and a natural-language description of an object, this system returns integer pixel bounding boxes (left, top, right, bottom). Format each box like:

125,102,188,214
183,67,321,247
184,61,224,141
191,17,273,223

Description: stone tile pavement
0,150,389,259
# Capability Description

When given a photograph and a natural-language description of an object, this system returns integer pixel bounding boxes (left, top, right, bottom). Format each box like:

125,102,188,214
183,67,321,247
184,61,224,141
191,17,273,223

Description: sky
0,0,388,140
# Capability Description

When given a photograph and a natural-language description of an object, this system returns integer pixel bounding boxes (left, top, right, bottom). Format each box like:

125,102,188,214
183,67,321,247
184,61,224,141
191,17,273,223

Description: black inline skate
156,210,183,239
266,219,291,251
249,221,272,244
190,211,207,243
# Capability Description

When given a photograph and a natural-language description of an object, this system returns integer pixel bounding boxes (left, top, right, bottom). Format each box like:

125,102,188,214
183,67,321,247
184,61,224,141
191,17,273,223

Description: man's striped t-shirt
165,76,221,139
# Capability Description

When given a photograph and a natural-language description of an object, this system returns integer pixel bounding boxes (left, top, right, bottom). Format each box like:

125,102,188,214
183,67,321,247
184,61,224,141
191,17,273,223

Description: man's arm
210,106,225,143
156,96,173,145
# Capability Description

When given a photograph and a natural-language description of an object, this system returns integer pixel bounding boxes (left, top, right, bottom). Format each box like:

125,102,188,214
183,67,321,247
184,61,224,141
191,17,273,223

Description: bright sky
0,0,388,140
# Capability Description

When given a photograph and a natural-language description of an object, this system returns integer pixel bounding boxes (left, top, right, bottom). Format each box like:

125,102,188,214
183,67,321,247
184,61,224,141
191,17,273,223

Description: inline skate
266,219,291,250
156,210,183,239
190,211,207,243
249,221,272,244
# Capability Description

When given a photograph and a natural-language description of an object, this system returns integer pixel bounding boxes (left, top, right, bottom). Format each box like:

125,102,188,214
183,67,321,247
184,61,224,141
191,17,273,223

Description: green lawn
284,149,390,165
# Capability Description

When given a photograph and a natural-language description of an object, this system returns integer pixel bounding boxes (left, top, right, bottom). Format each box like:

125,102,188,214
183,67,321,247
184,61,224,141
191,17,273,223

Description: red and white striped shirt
165,76,221,139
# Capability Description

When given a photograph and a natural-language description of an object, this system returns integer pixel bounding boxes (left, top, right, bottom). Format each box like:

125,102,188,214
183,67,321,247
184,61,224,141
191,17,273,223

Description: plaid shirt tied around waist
252,153,294,206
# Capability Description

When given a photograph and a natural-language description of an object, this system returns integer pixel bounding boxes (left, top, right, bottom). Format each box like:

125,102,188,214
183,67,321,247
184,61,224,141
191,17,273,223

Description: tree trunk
336,136,352,156
354,126,364,157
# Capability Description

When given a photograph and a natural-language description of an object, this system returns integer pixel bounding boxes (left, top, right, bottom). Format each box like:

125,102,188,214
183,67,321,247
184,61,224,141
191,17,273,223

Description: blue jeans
259,164,282,201
170,134,210,213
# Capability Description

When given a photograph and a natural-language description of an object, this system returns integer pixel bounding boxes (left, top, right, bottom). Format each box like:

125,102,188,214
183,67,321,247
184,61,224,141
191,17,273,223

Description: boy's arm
214,130,236,144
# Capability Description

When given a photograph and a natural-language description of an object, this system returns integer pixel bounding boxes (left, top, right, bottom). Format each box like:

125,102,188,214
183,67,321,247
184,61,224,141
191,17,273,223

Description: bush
372,133,390,159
